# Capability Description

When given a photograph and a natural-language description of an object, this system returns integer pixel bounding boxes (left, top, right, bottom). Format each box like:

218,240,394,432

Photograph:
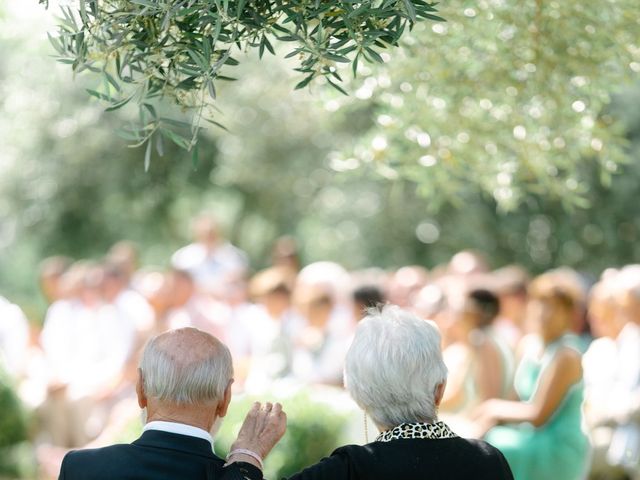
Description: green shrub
215,388,357,479
0,366,34,479
96,386,359,479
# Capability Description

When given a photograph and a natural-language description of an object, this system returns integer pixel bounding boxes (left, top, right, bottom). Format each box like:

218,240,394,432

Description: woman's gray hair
344,305,448,429
139,328,233,405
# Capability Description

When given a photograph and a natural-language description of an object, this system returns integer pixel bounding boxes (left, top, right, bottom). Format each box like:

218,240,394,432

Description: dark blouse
285,421,514,480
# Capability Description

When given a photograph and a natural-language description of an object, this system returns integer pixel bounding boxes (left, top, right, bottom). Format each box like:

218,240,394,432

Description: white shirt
40,298,136,398
143,421,214,453
0,296,29,376
171,242,248,294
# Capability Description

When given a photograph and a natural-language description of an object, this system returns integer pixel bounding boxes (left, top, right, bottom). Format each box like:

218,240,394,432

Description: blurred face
499,292,528,326
588,296,620,339
40,274,62,303
527,297,570,343
194,218,219,246
619,291,640,326
170,274,195,308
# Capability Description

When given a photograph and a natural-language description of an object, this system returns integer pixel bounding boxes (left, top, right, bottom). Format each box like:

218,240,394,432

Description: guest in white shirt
171,213,248,296
165,268,231,342
607,268,640,479
0,295,30,378
102,263,155,346
585,268,640,479
583,277,628,480
40,263,136,446
243,268,304,392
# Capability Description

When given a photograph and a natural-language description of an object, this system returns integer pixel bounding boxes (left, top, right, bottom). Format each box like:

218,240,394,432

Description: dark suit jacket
58,430,262,480
286,437,514,480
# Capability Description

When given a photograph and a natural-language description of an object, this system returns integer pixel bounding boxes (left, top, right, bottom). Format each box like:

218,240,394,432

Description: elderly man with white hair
284,305,513,480
58,327,286,480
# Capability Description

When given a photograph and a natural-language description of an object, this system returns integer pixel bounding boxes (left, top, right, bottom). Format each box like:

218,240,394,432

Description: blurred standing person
491,266,530,350
171,213,248,297
474,272,590,480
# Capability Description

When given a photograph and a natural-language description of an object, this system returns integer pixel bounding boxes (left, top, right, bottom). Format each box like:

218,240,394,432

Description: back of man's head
139,328,233,406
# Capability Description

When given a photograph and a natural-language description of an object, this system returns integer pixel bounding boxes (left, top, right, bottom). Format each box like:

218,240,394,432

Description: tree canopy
42,0,442,166
1,2,640,318
43,0,640,209
329,0,640,209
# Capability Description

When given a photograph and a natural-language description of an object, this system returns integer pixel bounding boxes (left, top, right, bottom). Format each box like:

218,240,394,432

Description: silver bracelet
226,448,264,469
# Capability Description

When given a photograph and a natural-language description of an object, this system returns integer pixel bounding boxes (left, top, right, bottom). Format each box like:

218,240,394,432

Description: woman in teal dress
473,272,590,480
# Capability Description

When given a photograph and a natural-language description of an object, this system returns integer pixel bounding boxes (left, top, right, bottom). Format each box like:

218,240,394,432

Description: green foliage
214,391,354,479
0,367,33,479
43,0,443,160
332,0,640,209
0,370,28,449
2,4,640,319
100,390,355,479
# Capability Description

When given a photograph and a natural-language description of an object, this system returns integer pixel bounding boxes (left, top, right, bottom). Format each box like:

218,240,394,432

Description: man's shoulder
60,443,133,479
63,442,133,465
60,444,262,480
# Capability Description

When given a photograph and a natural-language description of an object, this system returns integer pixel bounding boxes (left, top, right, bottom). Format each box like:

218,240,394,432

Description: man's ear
434,381,447,407
136,368,147,409
216,379,234,418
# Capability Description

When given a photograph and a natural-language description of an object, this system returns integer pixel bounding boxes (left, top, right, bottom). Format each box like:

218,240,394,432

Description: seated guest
583,275,629,480
439,289,514,421
58,328,286,480
474,272,590,480
351,285,385,321
286,305,514,480
594,266,640,479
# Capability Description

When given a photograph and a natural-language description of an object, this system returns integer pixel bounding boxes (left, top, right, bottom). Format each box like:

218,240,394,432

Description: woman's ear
434,381,447,407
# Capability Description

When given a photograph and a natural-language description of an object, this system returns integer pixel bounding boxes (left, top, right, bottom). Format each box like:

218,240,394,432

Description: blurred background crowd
0,212,639,479
1,2,640,479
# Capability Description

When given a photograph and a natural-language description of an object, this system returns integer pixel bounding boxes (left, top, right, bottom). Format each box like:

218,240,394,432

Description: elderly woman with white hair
284,305,514,480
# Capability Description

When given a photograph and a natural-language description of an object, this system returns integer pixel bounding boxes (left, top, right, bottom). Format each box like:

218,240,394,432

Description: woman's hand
230,402,287,461
469,400,501,438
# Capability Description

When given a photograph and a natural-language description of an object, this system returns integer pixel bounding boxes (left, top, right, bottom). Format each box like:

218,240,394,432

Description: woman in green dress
473,271,590,480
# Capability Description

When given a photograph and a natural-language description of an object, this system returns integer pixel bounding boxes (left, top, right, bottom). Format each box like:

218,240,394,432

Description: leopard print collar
376,421,458,442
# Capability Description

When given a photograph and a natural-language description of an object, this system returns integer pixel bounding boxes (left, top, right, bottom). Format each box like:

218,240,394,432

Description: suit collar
133,429,222,461
143,421,214,450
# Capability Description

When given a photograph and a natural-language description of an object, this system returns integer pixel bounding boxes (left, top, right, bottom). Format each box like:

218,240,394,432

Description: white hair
139,329,233,405
344,305,448,429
